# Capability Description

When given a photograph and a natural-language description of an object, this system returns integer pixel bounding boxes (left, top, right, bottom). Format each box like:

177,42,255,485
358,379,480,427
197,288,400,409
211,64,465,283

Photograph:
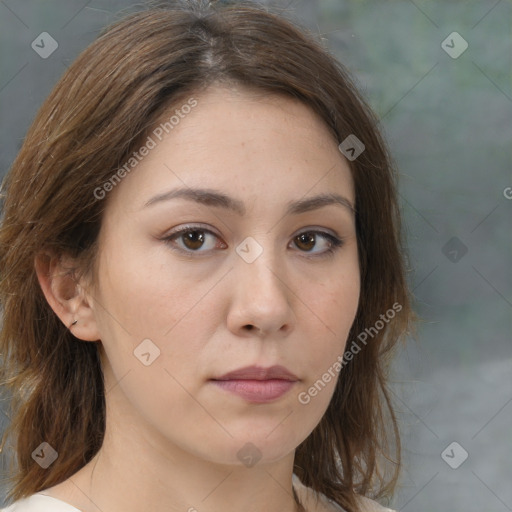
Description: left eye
162,226,342,256
291,231,342,255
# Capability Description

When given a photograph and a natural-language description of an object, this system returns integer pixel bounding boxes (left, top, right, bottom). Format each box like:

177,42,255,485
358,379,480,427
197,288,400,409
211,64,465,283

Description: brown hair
0,1,413,511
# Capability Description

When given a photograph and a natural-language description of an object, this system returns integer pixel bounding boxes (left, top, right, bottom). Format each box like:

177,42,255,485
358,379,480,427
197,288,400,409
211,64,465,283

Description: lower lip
211,379,296,403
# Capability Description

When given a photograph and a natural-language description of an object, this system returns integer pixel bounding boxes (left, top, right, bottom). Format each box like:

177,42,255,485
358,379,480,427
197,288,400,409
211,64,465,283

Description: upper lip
213,365,298,381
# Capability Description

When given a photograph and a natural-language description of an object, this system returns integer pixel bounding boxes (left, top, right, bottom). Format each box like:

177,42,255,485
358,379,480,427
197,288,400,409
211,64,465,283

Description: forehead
104,85,354,215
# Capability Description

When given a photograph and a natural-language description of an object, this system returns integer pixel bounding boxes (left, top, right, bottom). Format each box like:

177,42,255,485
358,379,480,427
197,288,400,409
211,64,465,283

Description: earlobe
34,251,101,342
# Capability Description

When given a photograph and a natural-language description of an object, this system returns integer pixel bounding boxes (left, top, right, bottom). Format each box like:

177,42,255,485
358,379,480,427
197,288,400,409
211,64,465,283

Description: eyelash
161,224,344,259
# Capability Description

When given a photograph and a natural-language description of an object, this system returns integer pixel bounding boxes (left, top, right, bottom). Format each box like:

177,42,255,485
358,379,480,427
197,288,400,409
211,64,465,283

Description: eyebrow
143,187,355,216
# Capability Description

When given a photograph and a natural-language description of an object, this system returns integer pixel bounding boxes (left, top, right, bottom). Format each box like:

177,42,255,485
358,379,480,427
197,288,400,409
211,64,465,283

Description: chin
189,431,301,467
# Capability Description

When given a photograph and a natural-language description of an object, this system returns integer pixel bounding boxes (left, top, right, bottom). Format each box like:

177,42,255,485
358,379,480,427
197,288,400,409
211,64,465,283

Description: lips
213,365,299,382
210,365,299,402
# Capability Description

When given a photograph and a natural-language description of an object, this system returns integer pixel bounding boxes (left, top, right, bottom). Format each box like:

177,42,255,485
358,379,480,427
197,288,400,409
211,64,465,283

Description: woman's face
88,85,360,466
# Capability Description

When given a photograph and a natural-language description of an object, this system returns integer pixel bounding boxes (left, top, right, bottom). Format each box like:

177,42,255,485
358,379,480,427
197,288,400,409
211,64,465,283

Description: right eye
161,225,227,254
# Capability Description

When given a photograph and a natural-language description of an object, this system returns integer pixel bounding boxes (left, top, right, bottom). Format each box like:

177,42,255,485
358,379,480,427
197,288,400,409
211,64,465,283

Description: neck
50,362,305,512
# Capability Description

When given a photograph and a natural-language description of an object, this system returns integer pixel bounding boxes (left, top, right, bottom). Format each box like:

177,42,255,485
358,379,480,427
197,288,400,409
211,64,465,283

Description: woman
0,1,413,511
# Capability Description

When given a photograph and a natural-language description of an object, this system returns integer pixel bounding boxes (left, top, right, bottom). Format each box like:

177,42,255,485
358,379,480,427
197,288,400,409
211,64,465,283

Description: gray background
1,1,511,511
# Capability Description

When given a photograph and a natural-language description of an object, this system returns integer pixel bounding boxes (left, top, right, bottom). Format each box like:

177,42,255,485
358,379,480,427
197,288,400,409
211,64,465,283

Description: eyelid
164,223,219,238
291,225,342,241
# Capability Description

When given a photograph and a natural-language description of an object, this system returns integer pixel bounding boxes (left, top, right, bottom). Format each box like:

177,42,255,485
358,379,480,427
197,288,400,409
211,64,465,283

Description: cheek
296,263,360,404
303,263,360,343
94,237,205,337
93,240,219,389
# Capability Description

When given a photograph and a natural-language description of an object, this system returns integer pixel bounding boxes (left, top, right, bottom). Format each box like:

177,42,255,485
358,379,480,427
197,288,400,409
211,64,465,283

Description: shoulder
292,474,395,512
0,494,82,512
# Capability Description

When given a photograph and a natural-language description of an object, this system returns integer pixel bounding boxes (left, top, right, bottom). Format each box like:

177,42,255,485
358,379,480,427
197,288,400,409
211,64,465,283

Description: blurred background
0,1,511,510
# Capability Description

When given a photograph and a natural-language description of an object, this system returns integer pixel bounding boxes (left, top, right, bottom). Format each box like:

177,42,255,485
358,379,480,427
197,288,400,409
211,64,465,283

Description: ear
34,251,101,342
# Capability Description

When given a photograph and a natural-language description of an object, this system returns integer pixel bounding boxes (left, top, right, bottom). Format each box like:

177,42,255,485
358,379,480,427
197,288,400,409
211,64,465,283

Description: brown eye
163,226,226,254
294,232,316,251
182,230,205,250
291,230,343,257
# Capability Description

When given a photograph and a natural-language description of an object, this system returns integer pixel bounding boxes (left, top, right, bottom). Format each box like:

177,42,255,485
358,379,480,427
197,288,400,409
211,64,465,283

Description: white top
0,494,81,512
1,480,395,512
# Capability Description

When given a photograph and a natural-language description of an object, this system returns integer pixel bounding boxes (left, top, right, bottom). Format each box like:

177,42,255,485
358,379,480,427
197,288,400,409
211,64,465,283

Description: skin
35,85,360,512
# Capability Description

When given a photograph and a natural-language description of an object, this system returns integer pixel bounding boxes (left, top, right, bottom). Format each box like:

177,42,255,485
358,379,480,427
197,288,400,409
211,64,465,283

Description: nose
226,250,295,338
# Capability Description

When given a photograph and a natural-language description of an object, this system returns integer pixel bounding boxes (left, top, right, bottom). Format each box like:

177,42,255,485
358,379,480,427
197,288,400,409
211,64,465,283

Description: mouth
212,365,299,381
210,365,299,403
